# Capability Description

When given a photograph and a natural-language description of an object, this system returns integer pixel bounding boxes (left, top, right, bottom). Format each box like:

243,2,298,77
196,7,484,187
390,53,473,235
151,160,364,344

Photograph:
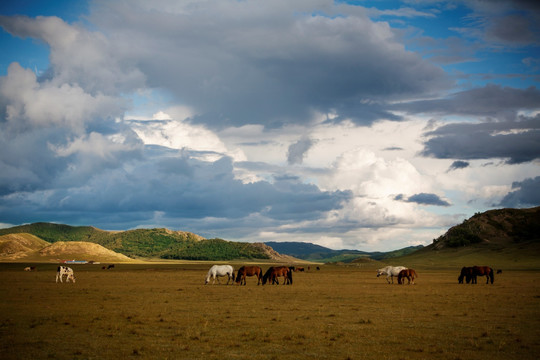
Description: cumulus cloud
82,0,451,128
499,176,540,208
0,63,125,132
421,115,540,164
0,15,146,95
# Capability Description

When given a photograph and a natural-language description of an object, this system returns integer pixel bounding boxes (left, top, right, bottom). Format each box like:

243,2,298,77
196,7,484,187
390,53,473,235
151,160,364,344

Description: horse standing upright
376,266,407,284
471,266,494,284
235,265,263,285
205,265,235,285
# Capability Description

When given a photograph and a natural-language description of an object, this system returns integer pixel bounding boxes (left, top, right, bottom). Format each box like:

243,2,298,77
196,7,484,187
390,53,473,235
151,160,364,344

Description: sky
0,0,539,251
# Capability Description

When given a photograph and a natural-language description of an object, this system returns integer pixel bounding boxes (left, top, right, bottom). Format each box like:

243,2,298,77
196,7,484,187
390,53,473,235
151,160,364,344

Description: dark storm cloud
394,193,451,207
83,1,451,129
0,146,352,229
397,85,540,121
448,160,470,171
499,176,540,207
421,115,540,164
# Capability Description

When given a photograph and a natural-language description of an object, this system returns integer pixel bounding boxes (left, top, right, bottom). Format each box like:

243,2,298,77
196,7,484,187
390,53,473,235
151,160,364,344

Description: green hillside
0,223,270,261
390,206,540,270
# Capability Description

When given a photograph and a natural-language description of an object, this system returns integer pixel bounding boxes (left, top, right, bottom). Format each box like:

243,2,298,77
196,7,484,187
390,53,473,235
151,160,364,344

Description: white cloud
0,63,124,132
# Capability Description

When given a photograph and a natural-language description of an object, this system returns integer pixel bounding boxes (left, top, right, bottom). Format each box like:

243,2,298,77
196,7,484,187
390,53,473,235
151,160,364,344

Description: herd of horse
52,263,495,285
204,265,295,285
458,266,495,284
376,265,496,285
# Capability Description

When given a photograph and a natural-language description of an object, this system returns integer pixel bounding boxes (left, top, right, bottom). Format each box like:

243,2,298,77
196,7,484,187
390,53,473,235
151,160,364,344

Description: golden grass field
1,262,539,360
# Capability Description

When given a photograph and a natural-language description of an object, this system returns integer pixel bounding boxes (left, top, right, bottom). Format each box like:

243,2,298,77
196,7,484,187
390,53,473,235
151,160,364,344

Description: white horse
205,265,235,285
56,266,76,283
376,266,407,284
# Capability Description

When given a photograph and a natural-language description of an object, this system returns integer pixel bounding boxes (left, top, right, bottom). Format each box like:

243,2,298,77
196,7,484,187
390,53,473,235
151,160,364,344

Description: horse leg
387,275,391,284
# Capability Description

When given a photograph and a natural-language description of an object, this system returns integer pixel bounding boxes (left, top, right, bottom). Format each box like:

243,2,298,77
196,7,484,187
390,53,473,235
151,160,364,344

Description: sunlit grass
1,263,539,359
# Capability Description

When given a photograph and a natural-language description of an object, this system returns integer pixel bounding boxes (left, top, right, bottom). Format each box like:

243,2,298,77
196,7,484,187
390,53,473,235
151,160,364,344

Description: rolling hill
0,233,132,262
0,223,275,261
391,206,540,269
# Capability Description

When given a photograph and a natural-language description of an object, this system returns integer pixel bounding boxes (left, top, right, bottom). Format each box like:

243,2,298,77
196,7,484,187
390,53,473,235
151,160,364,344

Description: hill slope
392,206,540,269
0,233,51,260
0,223,273,261
38,241,133,262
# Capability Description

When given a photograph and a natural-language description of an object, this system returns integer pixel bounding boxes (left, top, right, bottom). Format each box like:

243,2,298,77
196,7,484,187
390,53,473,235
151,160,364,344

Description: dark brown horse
472,266,494,284
235,265,263,285
262,266,293,285
458,266,474,284
397,268,417,284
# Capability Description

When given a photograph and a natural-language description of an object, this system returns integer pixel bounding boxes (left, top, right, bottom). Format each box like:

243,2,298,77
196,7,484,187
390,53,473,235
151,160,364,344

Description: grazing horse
24,266,36,271
377,266,407,284
56,266,76,283
205,265,235,285
472,266,494,284
295,267,305,272
397,268,417,284
262,266,293,285
235,265,263,285
458,266,474,284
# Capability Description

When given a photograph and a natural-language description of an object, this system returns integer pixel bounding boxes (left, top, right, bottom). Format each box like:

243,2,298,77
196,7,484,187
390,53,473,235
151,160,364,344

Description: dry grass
1,263,539,359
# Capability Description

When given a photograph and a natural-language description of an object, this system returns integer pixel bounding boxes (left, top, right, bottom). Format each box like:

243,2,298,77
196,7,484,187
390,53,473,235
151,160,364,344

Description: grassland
1,262,539,360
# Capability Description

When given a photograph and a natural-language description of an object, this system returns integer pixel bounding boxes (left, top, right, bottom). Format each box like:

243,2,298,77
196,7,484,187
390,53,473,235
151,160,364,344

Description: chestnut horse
472,266,494,284
397,268,417,284
262,266,293,285
235,265,263,285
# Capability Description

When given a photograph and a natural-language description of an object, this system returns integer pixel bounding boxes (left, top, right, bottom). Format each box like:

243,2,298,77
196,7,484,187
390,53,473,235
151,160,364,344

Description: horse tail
489,267,494,284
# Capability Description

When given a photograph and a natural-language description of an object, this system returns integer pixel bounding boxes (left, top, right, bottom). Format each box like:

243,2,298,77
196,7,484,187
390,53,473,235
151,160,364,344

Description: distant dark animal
397,268,417,285
235,266,263,285
205,265,235,285
24,266,36,271
316,266,320,271
102,266,106,270
295,267,305,272
107,264,115,270
56,266,75,283
497,269,502,274
262,266,293,285
458,267,474,284
472,266,494,284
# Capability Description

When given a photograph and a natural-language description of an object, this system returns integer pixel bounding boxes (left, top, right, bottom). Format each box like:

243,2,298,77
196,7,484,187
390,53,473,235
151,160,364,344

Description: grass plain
1,262,539,360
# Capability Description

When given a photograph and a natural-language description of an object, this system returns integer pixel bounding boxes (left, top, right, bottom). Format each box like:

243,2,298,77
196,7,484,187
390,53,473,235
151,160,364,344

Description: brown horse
458,266,474,284
235,265,263,285
471,266,494,284
397,268,417,285
262,266,293,285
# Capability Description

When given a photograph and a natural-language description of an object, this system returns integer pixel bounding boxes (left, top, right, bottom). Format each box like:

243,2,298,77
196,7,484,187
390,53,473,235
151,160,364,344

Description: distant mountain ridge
264,241,423,263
